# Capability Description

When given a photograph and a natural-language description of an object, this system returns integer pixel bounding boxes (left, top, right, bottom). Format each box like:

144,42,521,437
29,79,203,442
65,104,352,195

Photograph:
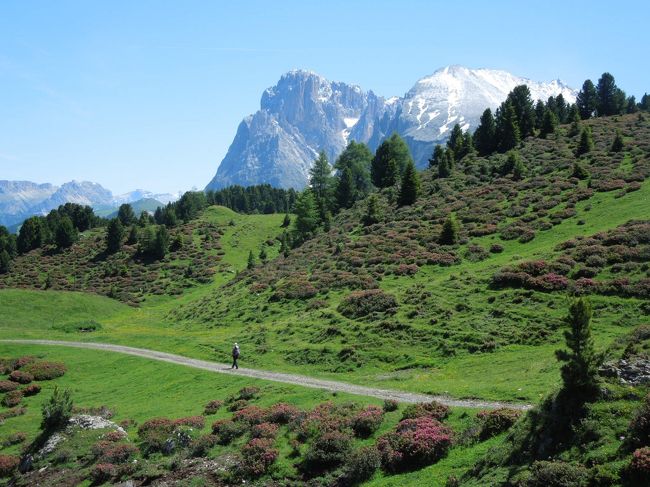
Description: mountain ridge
206,65,576,190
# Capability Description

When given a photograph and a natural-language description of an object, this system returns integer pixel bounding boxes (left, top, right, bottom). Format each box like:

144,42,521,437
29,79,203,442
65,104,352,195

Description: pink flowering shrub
2,390,23,408
211,419,247,445
23,361,66,380
377,417,453,472
0,381,18,393
22,383,41,396
8,370,33,384
265,402,300,424
629,447,650,483
203,399,224,415
251,422,279,439
352,406,384,438
238,438,279,478
233,405,267,425
90,463,117,483
300,430,353,474
0,454,19,477
338,289,398,318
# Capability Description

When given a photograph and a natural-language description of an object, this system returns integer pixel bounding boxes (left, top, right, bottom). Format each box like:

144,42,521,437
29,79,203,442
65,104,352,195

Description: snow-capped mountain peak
206,65,577,190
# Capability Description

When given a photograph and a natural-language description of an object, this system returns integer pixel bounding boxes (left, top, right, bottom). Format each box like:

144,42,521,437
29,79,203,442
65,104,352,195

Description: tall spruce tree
596,72,622,116
497,100,521,152
371,133,413,188
429,144,445,169
334,141,373,200
611,130,624,152
105,218,124,254
555,298,600,400
447,124,465,160
55,215,77,249
363,194,382,226
117,204,136,226
507,85,536,138
540,108,559,139
576,79,598,119
0,250,10,274
398,160,420,206
17,216,45,254
473,108,497,156
293,190,319,239
153,225,169,260
309,151,334,222
534,100,546,130
555,94,568,124
335,166,355,210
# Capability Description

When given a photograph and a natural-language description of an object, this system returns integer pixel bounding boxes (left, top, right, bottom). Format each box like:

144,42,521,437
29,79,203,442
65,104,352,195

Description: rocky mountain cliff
206,66,576,190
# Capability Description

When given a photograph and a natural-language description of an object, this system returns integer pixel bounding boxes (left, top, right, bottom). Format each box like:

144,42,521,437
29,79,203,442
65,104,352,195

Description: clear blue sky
1,0,648,194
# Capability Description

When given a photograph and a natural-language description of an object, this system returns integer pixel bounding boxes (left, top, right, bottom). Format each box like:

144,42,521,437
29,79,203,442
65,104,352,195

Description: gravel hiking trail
1,339,532,410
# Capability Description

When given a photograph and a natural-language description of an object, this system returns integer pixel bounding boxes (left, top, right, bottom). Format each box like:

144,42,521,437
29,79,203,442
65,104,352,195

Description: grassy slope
0,343,496,486
1,117,649,403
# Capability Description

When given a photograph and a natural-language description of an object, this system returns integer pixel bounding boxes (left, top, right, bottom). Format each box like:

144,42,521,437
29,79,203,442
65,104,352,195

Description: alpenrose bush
0,380,18,393
93,441,139,464
211,419,247,445
90,463,117,483
22,383,41,396
23,361,66,380
0,454,20,477
337,289,398,319
476,408,521,440
265,402,300,424
203,399,224,415
401,401,450,421
1,390,23,408
251,422,279,439
343,446,381,483
629,447,650,483
377,417,453,473
8,370,33,384
233,405,267,425
629,394,650,447
300,430,353,474
238,438,279,478
352,406,384,438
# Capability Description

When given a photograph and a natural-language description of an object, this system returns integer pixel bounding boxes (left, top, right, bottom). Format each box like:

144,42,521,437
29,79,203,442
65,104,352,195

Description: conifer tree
17,216,45,254
363,194,382,226
507,85,536,138
247,250,256,269
572,161,590,180
371,133,413,188
280,231,290,257
438,151,452,178
576,79,598,119
105,218,124,254
0,250,10,274
117,204,136,226
555,298,600,400
540,109,559,138
439,214,460,245
127,225,139,245
534,100,546,130
611,130,624,152
293,190,319,239
428,144,445,169
153,225,169,260
512,157,526,181
473,108,497,156
447,124,465,160
640,94,650,111
555,94,568,124
398,160,420,206
309,151,334,222
626,96,638,114
568,107,581,136
596,72,622,116
335,166,355,210
282,213,291,228
55,215,77,249
497,100,521,152
259,246,267,263
576,127,594,156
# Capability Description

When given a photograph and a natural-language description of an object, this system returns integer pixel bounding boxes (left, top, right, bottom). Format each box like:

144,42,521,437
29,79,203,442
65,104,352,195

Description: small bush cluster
351,406,384,438
251,422,279,439
238,438,279,478
2,390,23,408
301,430,353,474
383,399,399,412
2,432,26,447
628,447,650,484
23,383,41,396
401,401,450,421
476,408,522,439
525,460,589,486
343,446,381,483
0,380,18,393
0,454,20,477
377,417,453,473
203,399,223,415
8,370,33,384
23,361,66,380
338,289,398,318
211,419,247,445
90,463,117,483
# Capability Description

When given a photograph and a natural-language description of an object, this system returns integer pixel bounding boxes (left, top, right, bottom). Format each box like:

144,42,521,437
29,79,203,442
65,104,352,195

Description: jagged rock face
0,181,57,226
206,70,382,190
207,66,577,189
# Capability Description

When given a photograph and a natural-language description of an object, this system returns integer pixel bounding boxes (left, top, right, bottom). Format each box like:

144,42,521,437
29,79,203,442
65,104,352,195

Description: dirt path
1,339,532,410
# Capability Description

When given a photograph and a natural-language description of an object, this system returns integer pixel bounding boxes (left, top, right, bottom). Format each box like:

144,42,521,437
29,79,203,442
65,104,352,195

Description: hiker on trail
231,343,240,369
